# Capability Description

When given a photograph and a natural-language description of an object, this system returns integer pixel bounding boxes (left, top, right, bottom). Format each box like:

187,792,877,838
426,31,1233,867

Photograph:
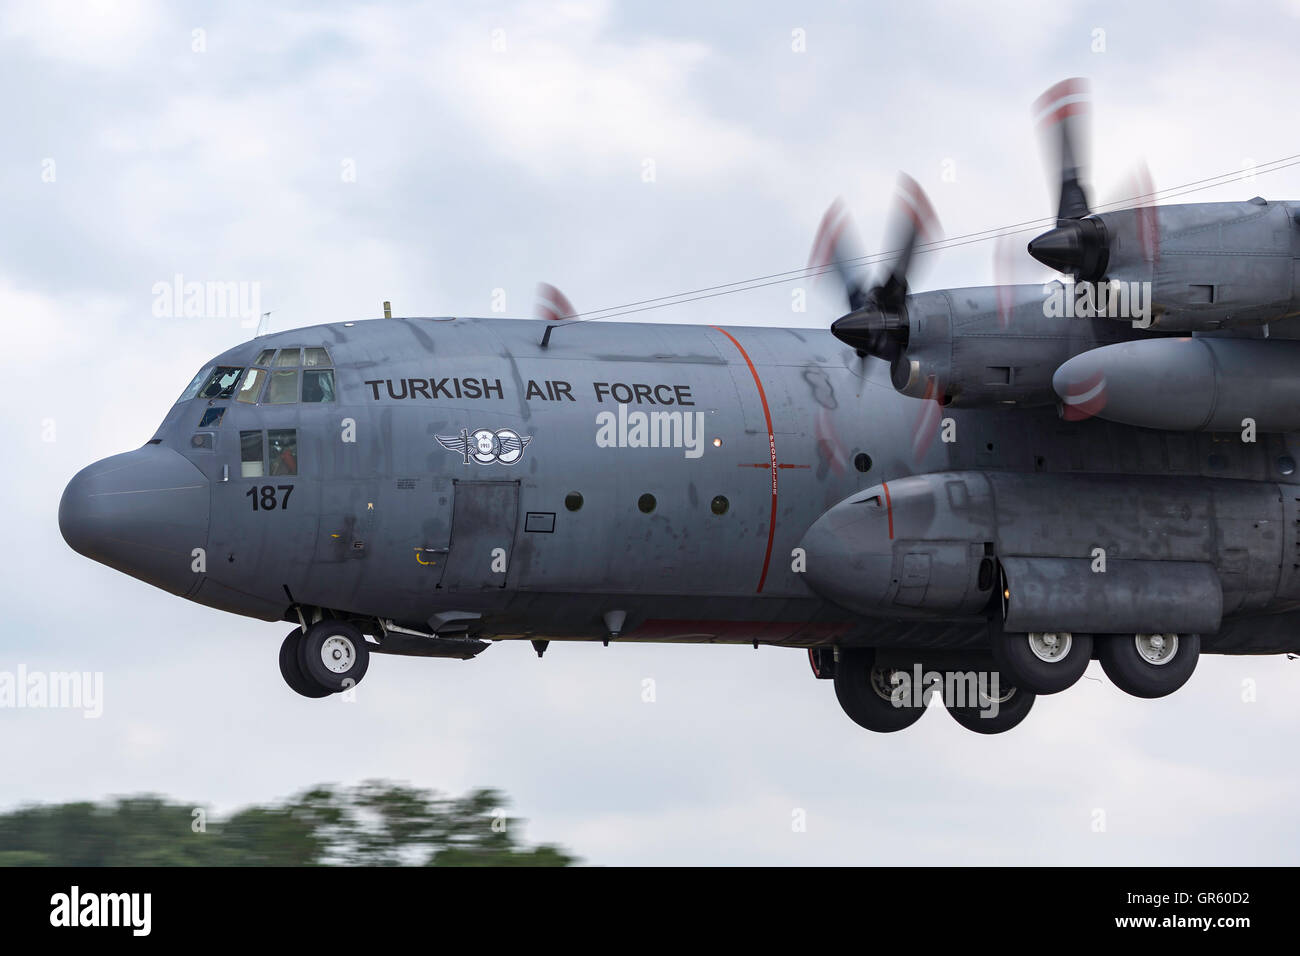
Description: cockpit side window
177,366,213,403
240,430,265,477
198,366,245,400
274,349,301,367
304,347,332,367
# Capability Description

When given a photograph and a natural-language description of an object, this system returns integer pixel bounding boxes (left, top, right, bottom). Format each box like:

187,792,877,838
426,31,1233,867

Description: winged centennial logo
436,427,533,465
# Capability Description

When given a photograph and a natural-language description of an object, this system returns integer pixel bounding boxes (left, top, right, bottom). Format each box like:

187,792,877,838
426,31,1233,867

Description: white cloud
1,0,160,69
3,0,1300,866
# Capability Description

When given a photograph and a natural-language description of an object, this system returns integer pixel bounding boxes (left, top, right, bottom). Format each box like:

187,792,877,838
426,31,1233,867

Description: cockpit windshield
176,347,333,405
196,366,245,400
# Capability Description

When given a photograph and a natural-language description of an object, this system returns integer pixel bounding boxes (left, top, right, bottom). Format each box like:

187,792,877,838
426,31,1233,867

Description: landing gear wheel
832,649,929,733
991,626,1092,695
298,620,370,693
945,676,1035,734
1098,632,1200,699
279,631,332,698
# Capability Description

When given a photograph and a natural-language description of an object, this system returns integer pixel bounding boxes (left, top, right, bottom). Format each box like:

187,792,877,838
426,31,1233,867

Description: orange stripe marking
712,326,778,593
882,480,894,540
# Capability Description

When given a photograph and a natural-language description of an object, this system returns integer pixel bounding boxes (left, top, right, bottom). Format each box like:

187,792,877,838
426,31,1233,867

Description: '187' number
246,484,294,510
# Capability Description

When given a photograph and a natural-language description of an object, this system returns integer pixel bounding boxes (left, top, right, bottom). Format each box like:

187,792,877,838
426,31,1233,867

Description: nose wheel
278,621,370,697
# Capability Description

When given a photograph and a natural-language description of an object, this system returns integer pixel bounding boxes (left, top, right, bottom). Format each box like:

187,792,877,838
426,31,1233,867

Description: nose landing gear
279,621,371,698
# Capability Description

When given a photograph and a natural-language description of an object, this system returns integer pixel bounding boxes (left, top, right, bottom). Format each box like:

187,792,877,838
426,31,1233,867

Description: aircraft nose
59,444,211,596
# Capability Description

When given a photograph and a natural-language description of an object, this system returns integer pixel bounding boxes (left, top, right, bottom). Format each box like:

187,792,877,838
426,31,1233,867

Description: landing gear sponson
812,629,1201,735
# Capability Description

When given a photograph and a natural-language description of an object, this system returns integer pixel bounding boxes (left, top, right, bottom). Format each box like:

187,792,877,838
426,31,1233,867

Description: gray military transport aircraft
59,80,1300,733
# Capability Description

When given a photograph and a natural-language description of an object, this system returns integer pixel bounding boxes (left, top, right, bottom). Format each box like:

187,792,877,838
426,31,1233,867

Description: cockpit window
304,347,332,367
266,369,298,404
198,366,245,400
177,366,212,403
240,430,265,477
268,429,298,476
274,349,301,367
255,349,275,365
237,368,266,404
302,369,335,402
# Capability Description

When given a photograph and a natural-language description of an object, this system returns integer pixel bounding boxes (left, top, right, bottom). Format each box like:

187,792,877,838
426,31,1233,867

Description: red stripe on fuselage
712,326,778,593
882,480,894,540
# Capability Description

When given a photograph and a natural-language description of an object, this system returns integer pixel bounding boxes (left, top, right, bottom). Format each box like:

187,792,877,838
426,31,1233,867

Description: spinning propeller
1027,78,1159,283
810,173,942,362
810,175,945,463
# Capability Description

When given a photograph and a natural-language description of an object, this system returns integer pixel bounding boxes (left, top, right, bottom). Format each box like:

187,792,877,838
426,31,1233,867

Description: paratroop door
440,480,519,590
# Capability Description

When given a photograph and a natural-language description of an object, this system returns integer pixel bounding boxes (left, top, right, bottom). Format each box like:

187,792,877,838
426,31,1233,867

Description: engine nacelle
1032,200,1298,332
889,287,1135,408
798,471,1300,632
1053,337,1300,431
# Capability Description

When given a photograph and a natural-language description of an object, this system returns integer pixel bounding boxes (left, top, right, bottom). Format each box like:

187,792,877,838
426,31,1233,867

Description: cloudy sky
4,0,1300,864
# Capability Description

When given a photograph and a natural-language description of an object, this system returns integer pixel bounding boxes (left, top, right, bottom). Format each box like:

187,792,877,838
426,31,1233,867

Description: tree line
0,781,578,866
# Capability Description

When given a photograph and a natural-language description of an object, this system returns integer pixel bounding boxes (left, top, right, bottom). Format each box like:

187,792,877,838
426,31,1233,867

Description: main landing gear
993,624,1201,699
831,627,1204,733
279,621,370,698
831,648,1036,736
990,625,1093,695
1097,632,1200,698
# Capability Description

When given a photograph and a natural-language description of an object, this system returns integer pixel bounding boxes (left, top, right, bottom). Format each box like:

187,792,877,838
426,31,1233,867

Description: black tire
832,649,929,733
945,675,1036,734
298,620,370,693
990,627,1092,695
1098,633,1200,699
279,631,332,698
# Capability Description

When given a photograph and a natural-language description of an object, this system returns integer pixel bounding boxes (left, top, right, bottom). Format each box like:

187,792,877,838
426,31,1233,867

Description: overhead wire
552,153,1300,324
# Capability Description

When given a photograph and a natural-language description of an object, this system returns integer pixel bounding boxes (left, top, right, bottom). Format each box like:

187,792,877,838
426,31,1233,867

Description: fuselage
58,314,1300,655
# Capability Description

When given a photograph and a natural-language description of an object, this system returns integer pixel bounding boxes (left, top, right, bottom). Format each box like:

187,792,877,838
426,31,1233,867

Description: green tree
0,782,578,867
